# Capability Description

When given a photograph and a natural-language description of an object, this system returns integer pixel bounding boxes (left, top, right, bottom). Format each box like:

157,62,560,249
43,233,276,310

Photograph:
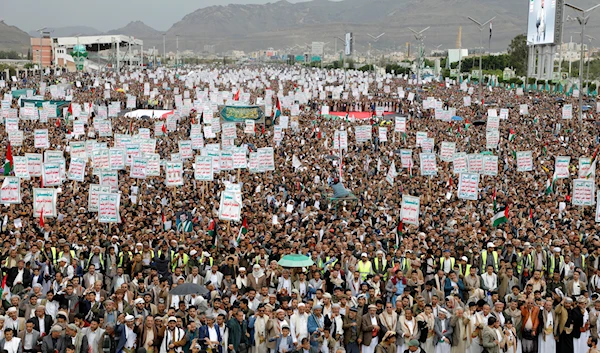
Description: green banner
219,105,265,124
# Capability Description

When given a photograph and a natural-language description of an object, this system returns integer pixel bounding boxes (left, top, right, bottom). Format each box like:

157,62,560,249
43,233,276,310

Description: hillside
0,20,30,54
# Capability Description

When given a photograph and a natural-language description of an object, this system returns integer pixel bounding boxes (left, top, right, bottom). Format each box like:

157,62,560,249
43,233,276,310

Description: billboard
311,42,324,56
527,0,562,45
345,32,353,56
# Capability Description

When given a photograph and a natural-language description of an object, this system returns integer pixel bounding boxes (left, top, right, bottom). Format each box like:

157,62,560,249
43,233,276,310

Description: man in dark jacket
228,311,248,353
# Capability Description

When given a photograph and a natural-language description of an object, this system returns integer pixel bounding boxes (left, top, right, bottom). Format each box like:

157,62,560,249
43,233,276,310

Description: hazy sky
3,0,296,32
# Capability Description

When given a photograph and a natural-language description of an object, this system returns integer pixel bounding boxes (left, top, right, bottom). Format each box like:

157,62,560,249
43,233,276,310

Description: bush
528,77,537,84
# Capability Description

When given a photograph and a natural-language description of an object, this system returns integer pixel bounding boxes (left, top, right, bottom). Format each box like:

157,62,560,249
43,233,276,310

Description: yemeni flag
3,142,13,176
508,128,515,142
546,172,557,195
586,146,599,179
237,217,248,244
492,205,509,227
39,207,45,228
492,188,497,212
67,103,73,116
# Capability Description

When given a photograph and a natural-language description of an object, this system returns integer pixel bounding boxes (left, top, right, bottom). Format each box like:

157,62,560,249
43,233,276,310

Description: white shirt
573,281,581,296
13,269,24,286
290,313,308,343
3,337,20,353
23,331,34,350
38,316,46,335
208,326,219,346
125,325,137,349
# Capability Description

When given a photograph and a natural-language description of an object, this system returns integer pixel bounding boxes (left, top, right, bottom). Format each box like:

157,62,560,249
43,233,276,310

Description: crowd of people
0,63,599,353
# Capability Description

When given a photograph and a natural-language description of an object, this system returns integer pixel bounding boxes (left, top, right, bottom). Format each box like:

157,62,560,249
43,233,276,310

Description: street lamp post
408,27,430,84
467,16,495,105
565,2,600,124
585,35,595,89
36,27,46,79
367,33,385,91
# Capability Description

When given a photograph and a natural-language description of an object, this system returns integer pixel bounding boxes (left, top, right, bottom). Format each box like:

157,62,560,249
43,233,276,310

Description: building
30,35,143,71
30,32,53,68
557,42,588,62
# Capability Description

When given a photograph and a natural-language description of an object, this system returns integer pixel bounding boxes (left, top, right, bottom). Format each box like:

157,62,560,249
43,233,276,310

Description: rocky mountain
0,20,31,54
27,26,102,38
107,21,163,39
162,0,600,53
163,0,527,53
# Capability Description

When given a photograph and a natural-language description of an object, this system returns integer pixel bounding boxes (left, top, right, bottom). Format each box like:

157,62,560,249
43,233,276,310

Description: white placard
555,156,570,179
516,151,533,172
0,177,21,204
419,153,437,176
98,193,121,223
453,153,468,174
33,188,57,217
573,179,595,206
458,173,479,200
483,155,498,176
401,195,420,226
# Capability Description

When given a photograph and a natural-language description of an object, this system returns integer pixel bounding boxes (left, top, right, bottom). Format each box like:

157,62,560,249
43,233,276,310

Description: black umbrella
473,120,486,126
169,283,208,296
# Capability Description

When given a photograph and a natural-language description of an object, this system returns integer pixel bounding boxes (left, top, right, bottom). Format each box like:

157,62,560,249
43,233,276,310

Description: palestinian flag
492,188,497,212
3,143,13,176
207,218,216,237
345,113,349,122
275,97,282,119
465,119,471,130
546,172,557,195
161,211,167,231
0,275,6,299
161,123,167,135
492,205,509,227
39,207,45,228
586,146,599,179
237,217,248,243
234,90,240,101
508,129,515,142
529,208,533,220
395,220,403,249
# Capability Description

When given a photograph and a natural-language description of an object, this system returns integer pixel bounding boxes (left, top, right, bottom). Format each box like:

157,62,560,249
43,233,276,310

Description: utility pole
163,34,166,66
408,27,430,85
585,35,595,91
467,16,495,104
36,27,46,79
565,2,600,124
176,35,179,67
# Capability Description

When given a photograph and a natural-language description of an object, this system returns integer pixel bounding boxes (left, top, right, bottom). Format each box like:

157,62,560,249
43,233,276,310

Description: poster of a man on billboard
527,0,557,45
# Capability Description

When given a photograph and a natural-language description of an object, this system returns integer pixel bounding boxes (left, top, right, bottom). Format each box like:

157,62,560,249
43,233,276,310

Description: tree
507,34,527,76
